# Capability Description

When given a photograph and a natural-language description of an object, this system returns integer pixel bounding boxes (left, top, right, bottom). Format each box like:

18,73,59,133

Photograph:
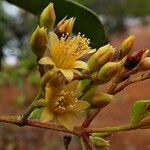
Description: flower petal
39,57,55,66
56,113,74,131
45,84,54,101
41,108,54,122
49,32,59,55
63,80,79,93
73,61,89,70
60,69,74,82
71,100,90,112
73,69,82,76
87,48,96,54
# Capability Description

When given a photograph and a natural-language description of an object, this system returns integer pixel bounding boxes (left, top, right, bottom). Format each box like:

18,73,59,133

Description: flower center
52,90,78,114
54,33,90,69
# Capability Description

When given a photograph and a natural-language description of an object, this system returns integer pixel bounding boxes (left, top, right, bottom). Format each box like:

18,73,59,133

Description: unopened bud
30,26,48,59
91,93,114,109
40,3,56,31
90,137,110,148
120,35,135,58
55,17,75,36
88,44,115,72
140,57,150,70
93,62,121,84
124,49,145,70
81,85,98,102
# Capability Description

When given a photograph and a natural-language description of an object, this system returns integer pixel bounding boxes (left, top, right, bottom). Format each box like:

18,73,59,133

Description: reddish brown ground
0,25,150,150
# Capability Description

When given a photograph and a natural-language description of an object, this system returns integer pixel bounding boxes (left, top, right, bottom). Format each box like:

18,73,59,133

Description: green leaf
5,0,108,48
29,108,43,119
130,100,150,126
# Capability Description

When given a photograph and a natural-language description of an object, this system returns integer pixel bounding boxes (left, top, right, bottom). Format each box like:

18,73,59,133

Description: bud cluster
28,3,150,147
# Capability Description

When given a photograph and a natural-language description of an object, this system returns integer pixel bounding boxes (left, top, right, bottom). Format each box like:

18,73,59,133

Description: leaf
130,100,150,126
29,108,43,119
5,0,108,48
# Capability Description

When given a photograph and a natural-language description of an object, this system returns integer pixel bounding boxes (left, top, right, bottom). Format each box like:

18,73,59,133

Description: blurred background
0,0,150,149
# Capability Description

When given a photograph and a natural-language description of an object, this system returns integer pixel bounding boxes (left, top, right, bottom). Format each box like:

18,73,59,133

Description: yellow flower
41,80,90,130
39,32,95,82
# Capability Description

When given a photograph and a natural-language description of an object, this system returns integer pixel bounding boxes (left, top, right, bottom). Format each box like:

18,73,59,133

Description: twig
0,115,78,136
82,133,96,150
114,72,150,94
21,71,58,122
85,124,135,133
82,109,100,128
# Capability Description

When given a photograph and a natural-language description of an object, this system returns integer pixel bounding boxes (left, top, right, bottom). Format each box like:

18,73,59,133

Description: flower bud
124,49,145,70
55,17,75,35
93,62,121,84
40,3,56,31
90,137,110,148
139,57,150,70
88,44,115,72
91,93,114,109
30,26,48,59
81,85,98,102
120,35,135,58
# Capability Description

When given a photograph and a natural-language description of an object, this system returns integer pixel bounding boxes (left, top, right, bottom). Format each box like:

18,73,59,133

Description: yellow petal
60,69,74,82
45,84,54,100
39,57,54,66
63,80,79,93
73,61,89,70
41,108,54,122
73,69,82,76
87,48,96,54
49,32,59,56
71,100,90,112
56,113,74,131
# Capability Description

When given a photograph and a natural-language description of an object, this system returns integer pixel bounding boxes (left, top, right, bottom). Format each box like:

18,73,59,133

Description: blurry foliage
73,0,96,5
126,0,150,16
0,58,40,87
0,1,38,70
89,0,150,33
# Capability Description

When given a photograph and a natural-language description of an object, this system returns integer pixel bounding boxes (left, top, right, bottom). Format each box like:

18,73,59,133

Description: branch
82,109,100,128
114,72,150,94
85,122,150,133
82,133,96,150
0,115,78,136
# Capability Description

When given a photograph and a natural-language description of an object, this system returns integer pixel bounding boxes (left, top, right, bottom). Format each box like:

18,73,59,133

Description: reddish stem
82,133,96,150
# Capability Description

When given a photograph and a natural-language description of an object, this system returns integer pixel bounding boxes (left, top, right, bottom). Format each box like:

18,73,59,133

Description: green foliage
130,100,150,126
30,108,43,119
126,0,150,16
5,0,107,48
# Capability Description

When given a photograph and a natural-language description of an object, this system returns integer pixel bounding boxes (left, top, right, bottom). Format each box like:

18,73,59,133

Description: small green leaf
5,0,108,48
29,108,43,119
130,100,150,126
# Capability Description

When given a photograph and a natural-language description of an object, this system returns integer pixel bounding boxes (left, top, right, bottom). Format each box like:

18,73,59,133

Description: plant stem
82,109,100,128
0,115,78,135
80,137,87,150
0,115,21,125
82,133,96,150
21,100,45,122
85,124,137,133
114,72,150,94
21,70,58,122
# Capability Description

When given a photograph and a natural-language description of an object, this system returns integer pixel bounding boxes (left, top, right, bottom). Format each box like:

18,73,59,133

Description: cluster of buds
29,3,150,148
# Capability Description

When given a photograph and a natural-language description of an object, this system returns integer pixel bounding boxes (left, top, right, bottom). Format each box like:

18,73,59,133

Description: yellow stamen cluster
50,89,78,114
51,33,90,69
